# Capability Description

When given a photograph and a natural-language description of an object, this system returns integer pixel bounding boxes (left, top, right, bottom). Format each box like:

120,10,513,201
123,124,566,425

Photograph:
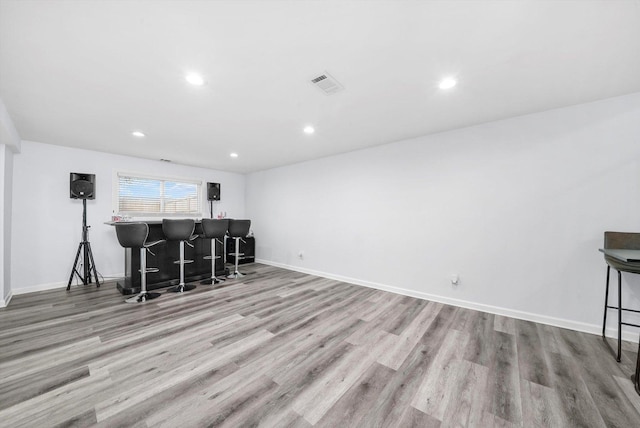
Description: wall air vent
310,72,344,95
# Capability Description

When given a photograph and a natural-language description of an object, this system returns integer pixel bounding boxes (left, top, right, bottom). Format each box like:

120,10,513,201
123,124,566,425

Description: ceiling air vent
310,72,344,95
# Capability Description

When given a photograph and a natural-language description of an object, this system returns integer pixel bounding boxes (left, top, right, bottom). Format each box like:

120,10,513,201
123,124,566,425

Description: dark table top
105,219,208,226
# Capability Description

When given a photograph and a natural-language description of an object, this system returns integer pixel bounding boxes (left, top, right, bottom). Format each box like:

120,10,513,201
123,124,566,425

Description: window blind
118,174,200,215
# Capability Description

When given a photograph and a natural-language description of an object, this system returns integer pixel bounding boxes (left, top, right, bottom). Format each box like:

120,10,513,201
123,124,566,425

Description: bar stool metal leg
180,240,185,285
602,265,610,339
227,237,245,279
618,270,623,362
126,247,161,303
202,238,225,285
168,240,196,293
634,338,640,395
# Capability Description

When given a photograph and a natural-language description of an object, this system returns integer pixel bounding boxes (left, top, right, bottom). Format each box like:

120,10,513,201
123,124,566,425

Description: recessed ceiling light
132,131,145,137
438,77,457,90
230,152,238,158
185,72,205,86
303,126,315,134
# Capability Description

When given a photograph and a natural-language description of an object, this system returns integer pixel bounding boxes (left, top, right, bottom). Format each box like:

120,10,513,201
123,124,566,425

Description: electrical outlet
298,251,304,260
450,274,459,285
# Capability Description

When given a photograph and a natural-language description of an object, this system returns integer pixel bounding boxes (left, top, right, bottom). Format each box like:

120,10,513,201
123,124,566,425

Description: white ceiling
1,0,640,173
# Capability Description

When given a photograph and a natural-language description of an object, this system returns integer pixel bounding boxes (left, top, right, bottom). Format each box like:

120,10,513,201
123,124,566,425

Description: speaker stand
67,199,100,290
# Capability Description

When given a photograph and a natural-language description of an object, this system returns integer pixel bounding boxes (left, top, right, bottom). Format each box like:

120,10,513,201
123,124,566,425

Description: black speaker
207,182,220,201
70,173,95,199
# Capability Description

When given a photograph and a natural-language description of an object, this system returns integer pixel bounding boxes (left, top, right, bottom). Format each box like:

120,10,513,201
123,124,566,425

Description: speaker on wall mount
70,173,95,199
207,182,220,201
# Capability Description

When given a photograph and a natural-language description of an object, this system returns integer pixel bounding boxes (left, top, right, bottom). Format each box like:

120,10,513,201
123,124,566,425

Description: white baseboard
13,280,68,295
0,291,12,308
256,259,639,344
11,273,124,296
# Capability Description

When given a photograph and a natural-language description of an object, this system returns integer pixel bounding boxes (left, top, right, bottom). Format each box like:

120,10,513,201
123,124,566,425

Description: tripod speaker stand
67,199,100,290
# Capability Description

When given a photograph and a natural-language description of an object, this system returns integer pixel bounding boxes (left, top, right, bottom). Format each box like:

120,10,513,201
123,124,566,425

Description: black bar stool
200,218,229,285
115,222,164,303
602,231,640,362
162,219,197,293
227,219,251,279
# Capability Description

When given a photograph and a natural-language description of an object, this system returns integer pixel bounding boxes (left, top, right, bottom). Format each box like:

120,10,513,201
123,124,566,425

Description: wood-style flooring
1,263,639,427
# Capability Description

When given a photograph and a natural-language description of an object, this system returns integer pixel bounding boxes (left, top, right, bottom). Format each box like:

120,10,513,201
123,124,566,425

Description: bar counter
110,220,226,295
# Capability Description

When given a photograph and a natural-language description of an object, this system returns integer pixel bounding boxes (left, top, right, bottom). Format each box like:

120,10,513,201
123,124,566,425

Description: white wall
246,92,640,339
0,145,15,307
0,97,20,307
0,145,5,306
11,141,245,294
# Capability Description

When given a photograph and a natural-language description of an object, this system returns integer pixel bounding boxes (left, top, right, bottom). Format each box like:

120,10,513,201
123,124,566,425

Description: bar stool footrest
173,259,194,265
605,305,640,314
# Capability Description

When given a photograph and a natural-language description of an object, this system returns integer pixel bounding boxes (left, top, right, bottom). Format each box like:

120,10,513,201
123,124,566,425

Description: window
117,173,201,216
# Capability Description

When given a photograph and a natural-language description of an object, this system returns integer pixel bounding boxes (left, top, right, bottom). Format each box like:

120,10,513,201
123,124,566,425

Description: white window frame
113,171,204,218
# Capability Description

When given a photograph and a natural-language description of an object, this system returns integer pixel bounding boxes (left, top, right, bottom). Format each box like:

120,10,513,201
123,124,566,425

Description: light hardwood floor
1,263,639,427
